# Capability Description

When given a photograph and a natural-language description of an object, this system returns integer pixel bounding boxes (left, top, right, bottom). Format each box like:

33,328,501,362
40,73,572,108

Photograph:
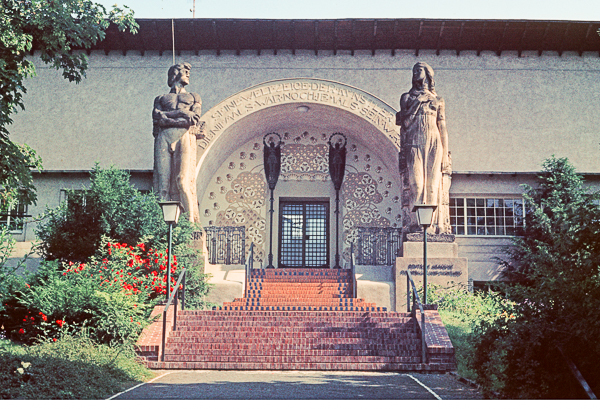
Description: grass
439,310,477,381
0,334,154,399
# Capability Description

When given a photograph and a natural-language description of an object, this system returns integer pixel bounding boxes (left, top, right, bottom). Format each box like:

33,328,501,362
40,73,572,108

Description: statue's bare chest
158,93,196,111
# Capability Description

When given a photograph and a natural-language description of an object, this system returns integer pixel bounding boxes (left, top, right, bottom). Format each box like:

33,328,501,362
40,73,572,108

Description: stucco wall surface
8,50,600,174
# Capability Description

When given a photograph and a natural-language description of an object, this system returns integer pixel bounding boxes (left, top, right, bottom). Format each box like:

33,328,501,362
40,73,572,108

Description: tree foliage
472,157,600,398
33,165,209,309
36,165,169,262
0,0,137,211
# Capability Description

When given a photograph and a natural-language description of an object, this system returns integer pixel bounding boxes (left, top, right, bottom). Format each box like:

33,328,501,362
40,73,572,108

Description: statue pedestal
394,234,468,311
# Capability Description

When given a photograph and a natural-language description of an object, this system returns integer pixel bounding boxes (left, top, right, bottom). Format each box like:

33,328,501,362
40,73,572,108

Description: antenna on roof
171,19,175,65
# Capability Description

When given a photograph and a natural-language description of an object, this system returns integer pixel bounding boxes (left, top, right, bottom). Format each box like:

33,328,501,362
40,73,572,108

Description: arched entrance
196,78,401,271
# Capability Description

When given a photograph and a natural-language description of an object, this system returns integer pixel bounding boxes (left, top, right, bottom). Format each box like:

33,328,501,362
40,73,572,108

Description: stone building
7,18,600,310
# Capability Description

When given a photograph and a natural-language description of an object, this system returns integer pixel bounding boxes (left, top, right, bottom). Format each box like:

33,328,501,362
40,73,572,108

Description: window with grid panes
450,197,524,236
1,201,27,232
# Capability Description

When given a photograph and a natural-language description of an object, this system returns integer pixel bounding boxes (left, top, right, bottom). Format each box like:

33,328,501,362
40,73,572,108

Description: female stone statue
399,62,451,233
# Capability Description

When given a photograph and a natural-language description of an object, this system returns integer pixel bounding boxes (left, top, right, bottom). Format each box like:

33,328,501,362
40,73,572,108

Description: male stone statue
398,62,452,234
152,62,202,223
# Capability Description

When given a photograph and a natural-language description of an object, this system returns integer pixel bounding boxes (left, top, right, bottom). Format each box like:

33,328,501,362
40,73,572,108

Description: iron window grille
204,226,246,265
355,227,402,265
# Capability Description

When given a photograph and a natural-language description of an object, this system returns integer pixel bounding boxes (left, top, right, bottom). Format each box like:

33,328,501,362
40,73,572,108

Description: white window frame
1,201,27,233
450,196,525,237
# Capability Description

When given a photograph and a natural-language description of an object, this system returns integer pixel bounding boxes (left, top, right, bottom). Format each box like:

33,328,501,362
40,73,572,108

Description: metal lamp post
263,132,282,269
412,204,437,305
159,201,183,303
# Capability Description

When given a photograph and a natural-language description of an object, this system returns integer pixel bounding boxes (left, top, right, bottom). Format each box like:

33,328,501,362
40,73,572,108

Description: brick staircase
138,268,456,372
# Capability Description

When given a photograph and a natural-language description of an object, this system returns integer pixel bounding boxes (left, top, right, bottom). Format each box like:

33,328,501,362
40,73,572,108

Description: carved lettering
201,79,400,152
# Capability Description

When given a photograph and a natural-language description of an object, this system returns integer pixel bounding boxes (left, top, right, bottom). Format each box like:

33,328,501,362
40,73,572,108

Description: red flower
52,338,57,342
18,328,25,334
56,320,64,327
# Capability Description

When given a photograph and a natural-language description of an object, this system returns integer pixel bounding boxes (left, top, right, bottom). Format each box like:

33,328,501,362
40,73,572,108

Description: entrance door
278,200,329,268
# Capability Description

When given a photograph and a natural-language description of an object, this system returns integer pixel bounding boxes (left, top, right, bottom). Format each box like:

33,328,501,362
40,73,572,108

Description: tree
0,0,138,211
472,157,600,398
33,165,209,310
36,165,170,262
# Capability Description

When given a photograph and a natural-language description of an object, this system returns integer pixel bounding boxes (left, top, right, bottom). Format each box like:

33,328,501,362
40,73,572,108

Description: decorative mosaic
280,131,330,181
202,136,267,264
200,130,403,267
341,141,403,264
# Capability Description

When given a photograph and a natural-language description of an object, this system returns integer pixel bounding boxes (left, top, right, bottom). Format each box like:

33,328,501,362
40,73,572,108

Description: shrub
430,283,513,382
1,238,208,344
35,165,168,263
469,157,600,398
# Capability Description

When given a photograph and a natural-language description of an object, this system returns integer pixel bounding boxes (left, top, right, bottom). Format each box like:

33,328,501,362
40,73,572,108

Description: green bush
35,165,167,262
3,258,151,345
430,283,512,383
469,157,600,399
31,164,209,307
2,235,211,344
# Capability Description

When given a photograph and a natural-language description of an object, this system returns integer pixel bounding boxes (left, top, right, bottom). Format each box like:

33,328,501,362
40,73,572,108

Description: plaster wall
8,50,600,175
7,48,600,288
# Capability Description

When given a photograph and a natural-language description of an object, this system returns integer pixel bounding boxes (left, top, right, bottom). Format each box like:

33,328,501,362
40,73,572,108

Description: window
1,201,27,232
450,197,524,236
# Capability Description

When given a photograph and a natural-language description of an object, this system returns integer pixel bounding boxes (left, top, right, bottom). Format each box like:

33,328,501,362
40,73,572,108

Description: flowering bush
1,240,190,345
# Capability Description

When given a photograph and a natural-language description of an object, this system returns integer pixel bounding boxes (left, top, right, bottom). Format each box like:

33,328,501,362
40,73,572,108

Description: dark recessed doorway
278,199,329,268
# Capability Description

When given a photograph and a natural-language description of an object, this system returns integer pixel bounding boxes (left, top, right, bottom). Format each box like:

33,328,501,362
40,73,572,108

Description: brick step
230,297,360,307
244,293,352,298
252,269,350,274
233,293,355,301
161,348,420,358
164,342,421,352
247,282,349,286
245,286,350,291
177,310,412,323
245,291,350,296
177,310,412,321
167,332,419,341
171,324,413,331
243,290,352,298
163,355,423,364
250,273,350,277
228,297,369,302
214,306,386,311
146,361,451,372
223,303,377,308
247,280,350,284
171,321,413,329
171,319,414,327
225,299,374,304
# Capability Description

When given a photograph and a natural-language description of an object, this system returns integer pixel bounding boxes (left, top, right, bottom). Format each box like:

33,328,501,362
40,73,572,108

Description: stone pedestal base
395,257,468,311
401,241,458,258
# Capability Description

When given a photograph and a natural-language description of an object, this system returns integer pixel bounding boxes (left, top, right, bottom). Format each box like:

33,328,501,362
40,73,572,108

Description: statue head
167,62,192,88
411,62,435,92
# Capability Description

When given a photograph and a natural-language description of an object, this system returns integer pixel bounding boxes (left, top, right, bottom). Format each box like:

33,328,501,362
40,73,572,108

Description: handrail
555,343,597,399
160,268,186,362
350,242,357,299
244,242,255,295
406,269,427,363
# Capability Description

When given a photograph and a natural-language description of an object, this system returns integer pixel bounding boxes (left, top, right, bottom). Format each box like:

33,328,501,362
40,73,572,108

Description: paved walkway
110,371,483,400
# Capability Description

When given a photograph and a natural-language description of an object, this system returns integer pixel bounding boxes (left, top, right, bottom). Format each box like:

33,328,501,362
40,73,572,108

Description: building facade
7,18,600,309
